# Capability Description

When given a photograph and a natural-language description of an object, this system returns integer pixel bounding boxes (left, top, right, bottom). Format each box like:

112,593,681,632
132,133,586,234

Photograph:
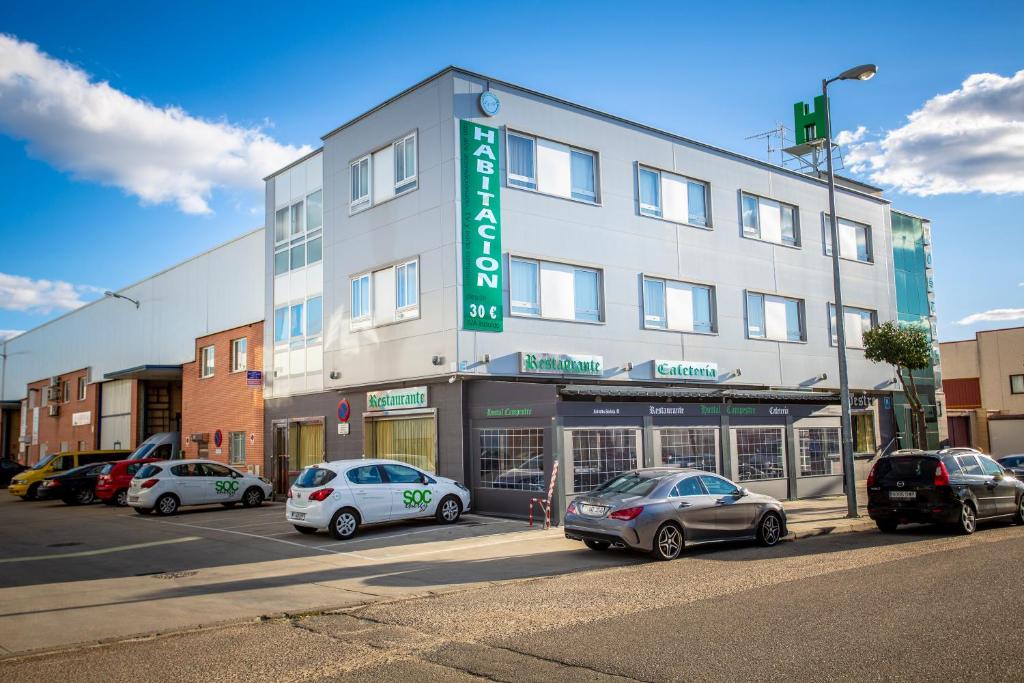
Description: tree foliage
863,320,932,449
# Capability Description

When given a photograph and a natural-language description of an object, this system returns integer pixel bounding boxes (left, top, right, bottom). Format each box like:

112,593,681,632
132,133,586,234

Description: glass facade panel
658,428,717,472
478,428,545,491
797,427,842,476
734,428,784,481
364,416,436,473
570,429,639,493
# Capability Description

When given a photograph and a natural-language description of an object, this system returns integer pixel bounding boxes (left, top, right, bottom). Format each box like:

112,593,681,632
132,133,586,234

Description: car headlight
454,481,469,492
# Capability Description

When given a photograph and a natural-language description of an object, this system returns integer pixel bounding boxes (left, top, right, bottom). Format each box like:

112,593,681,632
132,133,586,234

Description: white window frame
505,129,600,205
395,259,420,320
200,345,215,378
740,191,800,247
823,214,874,264
274,306,288,346
273,190,323,276
230,338,247,373
745,291,805,343
351,273,372,329
77,377,86,401
636,165,711,228
510,257,541,316
349,131,418,213
350,155,371,212
228,431,246,465
828,304,877,349
642,275,717,334
350,257,421,330
508,255,605,324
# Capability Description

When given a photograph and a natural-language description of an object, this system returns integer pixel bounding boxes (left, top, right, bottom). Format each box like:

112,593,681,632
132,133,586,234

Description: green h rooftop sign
793,95,828,145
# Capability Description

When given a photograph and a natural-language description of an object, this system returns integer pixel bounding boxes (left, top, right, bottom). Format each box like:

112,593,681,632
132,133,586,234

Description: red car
96,458,164,506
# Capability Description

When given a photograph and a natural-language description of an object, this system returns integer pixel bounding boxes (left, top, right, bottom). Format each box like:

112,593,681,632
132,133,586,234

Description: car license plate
889,490,916,500
291,512,306,521
580,504,607,516
128,495,139,503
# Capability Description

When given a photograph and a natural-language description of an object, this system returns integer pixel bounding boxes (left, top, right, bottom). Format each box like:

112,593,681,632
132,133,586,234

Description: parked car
286,459,472,540
867,450,1024,534
490,453,544,491
38,463,108,505
997,455,1024,479
7,450,130,500
126,432,179,460
96,458,164,506
128,460,272,515
0,458,26,486
564,468,787,561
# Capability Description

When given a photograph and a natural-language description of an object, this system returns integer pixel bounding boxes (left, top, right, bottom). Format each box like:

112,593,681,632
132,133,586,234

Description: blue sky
1,0,1021,342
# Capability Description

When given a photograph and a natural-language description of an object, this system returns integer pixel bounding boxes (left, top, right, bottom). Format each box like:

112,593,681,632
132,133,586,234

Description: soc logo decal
403,489,432,510
215,480,240,494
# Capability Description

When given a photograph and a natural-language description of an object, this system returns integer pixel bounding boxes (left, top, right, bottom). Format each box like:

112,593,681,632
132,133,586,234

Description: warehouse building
262,66,919,519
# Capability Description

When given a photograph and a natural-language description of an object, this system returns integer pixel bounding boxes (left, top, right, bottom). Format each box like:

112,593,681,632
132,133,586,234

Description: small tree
863,320,932,449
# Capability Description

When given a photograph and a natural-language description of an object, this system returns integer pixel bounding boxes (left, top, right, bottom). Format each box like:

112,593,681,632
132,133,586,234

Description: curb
786,518,876,540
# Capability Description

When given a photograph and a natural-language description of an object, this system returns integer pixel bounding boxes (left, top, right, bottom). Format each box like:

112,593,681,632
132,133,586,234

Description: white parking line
0,537,201,564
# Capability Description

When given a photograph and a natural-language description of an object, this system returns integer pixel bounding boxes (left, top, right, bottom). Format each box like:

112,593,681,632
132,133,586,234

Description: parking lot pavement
0,494,618,655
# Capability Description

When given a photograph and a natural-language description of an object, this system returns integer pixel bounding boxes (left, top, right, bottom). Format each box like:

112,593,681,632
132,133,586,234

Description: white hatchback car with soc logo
128,459,273,515
286,459,471,539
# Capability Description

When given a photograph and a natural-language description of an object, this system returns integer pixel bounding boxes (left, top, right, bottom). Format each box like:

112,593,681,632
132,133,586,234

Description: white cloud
0,272,103,314
834,126,867,147
0,330,25,341
845,70,1024,196
955,308,1024,325
0,34,311,214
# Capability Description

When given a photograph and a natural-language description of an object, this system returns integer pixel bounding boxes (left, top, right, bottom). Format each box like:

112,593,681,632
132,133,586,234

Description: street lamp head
838,64,877,81
103,290,114,297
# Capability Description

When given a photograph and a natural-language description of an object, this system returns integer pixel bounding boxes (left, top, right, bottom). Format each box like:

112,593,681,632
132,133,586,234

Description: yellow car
9,450,130,500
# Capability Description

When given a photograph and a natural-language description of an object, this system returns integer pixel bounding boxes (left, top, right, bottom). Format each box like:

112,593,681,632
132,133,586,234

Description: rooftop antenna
745,122,790,166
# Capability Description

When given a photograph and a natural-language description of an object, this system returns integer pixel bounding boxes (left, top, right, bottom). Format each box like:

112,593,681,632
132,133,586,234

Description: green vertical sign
793,95,828,145
460,119,503,332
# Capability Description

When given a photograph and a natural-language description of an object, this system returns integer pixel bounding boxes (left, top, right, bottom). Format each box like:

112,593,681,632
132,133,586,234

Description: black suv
867,449,1024,534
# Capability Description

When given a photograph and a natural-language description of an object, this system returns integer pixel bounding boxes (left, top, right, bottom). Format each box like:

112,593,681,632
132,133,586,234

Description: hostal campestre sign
460,120,503,332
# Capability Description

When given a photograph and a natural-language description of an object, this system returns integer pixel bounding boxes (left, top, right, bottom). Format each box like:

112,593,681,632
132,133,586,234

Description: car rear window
296,467,337,488
99,464,114,475
136,464,163,478
875,457,938,484
592,473,663,497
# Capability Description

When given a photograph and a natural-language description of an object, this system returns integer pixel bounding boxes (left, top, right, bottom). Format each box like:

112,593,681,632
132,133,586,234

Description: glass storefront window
796,427,841,477
657,428,717,472
287,419,324,472
570,428,639,493
734,428,784,482
853,412,877,454
364,415,437,473
478,428,545,491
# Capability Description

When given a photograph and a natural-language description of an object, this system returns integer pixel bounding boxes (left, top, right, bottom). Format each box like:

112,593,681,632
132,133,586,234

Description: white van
126,432,180,460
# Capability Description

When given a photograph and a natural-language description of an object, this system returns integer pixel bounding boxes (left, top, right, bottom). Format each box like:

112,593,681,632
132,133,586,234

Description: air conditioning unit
47,385,62,402
48,404,60,417
49,376,60,387
190,432,209,444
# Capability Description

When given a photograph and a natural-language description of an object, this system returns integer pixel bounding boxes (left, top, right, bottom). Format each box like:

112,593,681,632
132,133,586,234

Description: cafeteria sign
367,386,428,411
520,352,603,376
460,119,503,332
654,360,719,381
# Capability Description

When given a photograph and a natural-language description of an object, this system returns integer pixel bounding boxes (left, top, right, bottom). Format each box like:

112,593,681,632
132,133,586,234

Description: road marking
0,537,201,564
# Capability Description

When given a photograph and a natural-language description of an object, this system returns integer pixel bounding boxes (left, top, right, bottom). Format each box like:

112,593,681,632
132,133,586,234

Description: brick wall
26,368,100,463
181,321,264,473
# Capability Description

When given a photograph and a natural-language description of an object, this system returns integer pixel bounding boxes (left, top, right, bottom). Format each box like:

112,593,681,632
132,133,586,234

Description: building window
274,297,321,346
351,274,371,322
824,216,873,263
230,338,247,373
741,192,799,247
570,428,640,493
853,412,876,454
829,304,877,349
350,155,370,210
394,133,417,194
200,346,215,378
290,303,304,340
274,307,287,344
273,190,323,276
505,131,598,204
746,292,804,342
735,427,785,481
350,132,419,212
307,296,323,338
350,258,420,329
509,257,603,323
77,377,87,401
642,276,715,333
637,166,710,227
657,428,717,472
796,427,842,477
228,431,246,465
1011,375,1024,394
478,428,545,491
62,380,70,403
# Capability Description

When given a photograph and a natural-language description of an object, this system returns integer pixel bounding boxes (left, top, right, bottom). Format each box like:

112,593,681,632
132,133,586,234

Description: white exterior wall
0,229,265,401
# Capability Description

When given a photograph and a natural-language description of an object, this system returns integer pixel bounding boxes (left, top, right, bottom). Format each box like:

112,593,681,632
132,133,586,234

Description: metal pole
822,78,859,518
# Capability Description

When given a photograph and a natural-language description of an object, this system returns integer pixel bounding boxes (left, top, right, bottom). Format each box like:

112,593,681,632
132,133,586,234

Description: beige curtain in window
295,421,324,470
365,416,436,472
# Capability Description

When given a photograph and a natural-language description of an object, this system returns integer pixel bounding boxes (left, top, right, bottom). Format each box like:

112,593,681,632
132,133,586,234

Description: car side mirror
420,474,430,485
733,488,747,498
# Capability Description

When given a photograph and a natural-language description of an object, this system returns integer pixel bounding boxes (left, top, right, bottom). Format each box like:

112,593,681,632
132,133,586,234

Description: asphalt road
3,511,1023,682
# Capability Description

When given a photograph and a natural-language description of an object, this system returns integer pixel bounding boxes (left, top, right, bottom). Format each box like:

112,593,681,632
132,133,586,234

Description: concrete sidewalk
784,487,875,539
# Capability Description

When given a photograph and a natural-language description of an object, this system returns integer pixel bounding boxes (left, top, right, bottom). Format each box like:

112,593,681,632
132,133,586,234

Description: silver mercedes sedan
564,468,787,560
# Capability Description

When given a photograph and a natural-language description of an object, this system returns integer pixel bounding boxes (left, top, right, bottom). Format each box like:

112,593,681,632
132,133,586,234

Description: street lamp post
822,63,877,519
